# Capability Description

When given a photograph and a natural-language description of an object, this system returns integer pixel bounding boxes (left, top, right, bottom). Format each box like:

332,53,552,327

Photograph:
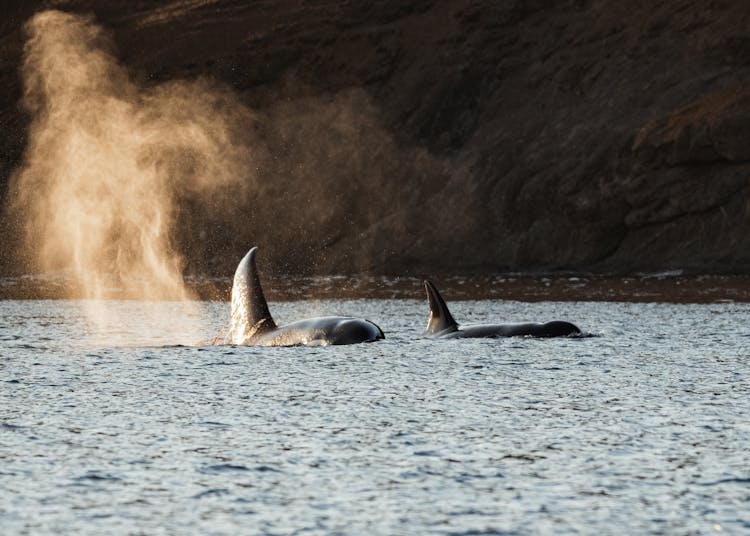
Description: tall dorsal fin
230,247,277,343
423,280,458,335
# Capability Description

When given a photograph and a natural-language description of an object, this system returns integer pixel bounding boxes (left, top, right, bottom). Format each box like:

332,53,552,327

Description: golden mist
10,10,255,302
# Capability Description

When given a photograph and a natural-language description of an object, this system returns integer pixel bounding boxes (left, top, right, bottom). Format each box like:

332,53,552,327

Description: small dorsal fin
230,247,277,343
423,280,458,335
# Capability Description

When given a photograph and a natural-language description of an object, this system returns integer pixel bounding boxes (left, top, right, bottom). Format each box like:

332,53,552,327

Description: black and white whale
229,247,384,346
423,279,581,338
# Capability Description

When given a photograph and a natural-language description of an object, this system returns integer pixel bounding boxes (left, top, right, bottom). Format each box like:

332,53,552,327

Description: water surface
1,298,749,534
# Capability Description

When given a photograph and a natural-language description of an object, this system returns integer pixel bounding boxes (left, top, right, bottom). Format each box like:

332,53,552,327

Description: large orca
229,247,384,346
423,280,581,338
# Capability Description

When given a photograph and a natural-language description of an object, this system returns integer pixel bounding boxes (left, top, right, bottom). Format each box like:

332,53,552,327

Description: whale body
229,247,384,346
423,280,581,338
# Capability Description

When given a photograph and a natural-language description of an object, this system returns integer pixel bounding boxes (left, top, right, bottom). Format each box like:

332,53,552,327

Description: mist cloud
10,10,256,300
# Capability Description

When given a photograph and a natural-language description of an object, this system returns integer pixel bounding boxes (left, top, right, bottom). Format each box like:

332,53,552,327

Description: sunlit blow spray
10,10,255,302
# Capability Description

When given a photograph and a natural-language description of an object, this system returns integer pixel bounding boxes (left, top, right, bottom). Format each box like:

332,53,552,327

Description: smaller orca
423,280,581,338
229,247,384,346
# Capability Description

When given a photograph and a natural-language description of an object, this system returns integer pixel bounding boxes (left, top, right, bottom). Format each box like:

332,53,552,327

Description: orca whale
229,247,384,346
423,280,581,338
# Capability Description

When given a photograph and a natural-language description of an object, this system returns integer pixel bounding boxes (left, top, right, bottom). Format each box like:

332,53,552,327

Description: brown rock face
1,1,750,277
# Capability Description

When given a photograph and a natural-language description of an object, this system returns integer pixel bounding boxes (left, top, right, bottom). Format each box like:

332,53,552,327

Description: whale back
424,280,458,335
230,247,277,344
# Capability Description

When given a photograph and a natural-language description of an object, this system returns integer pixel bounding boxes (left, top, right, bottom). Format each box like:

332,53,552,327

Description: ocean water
1,297,749,534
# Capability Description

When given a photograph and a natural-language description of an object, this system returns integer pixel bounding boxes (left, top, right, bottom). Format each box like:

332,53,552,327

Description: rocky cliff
1,0,749,276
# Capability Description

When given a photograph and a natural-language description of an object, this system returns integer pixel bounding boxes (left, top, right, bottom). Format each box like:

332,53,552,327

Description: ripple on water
1,422,27,430
73,472,124,483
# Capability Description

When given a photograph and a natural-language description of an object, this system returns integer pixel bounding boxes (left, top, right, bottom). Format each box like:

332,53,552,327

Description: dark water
1,298,749,534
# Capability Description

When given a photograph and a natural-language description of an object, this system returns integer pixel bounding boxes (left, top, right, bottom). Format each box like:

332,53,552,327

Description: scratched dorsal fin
230,247,277,343
423,280,458,335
